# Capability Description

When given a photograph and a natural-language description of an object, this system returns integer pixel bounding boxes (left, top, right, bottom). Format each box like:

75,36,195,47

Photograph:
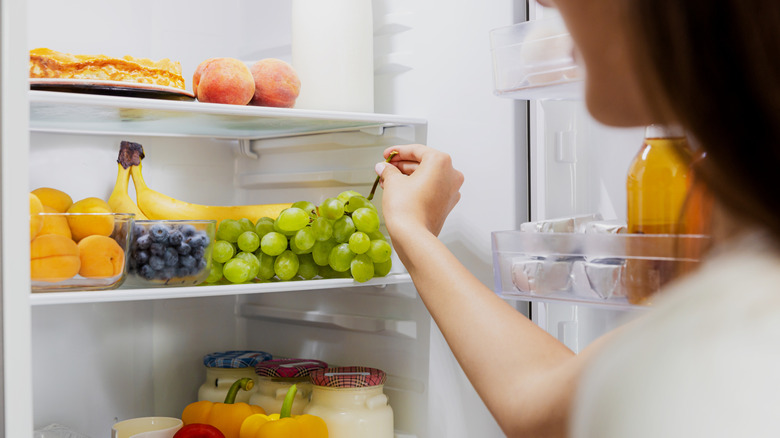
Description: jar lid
203,350,272,368
255,358,328,378
310,366,387,388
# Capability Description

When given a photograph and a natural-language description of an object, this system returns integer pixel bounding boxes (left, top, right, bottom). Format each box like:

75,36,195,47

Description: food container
197,350,273,403
31,212,134,292
111,417,182,438
304,366,393,438
490,15,584,100
125,220,215,287
249,358,328,415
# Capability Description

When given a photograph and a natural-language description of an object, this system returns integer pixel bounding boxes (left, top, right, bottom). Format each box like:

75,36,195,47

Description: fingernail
375,162,387,175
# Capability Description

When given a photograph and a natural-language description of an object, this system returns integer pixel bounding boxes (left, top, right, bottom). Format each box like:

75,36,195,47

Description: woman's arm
376,144,608,437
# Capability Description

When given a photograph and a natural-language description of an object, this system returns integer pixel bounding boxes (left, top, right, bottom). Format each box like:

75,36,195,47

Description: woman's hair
624,0,780,242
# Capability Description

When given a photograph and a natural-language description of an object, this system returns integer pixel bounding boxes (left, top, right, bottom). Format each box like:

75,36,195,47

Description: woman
375,0,780,436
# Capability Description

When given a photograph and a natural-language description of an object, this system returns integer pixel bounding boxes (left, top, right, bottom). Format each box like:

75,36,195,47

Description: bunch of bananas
109,141,290,223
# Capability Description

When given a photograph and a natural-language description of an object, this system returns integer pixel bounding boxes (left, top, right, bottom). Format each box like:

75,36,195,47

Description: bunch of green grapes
205,191,393,284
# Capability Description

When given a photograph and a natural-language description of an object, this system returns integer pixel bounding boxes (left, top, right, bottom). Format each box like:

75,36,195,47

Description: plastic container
111,417,182,438
304,366,393,438
197,350,273,403
125,220,215,287
490,15,584,100
249,358,328,415
492,230,711,308
31,212,134,292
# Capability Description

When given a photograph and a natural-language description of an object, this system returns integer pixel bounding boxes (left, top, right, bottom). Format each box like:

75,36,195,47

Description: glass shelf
28,90,426,139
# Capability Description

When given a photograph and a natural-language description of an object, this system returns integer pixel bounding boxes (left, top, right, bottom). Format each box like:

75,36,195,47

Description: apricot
30,193,44,240
31,187,73,213
31,234,80,282
193,58,255,105
249,58,301,108
66,197,114,241
38,206,72,239
77,235,125,278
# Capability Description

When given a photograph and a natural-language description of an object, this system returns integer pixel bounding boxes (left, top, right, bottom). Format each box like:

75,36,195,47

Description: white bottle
292,0,374,113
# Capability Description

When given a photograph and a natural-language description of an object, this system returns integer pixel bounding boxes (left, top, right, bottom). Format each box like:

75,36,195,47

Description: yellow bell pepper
182,377,266,438
239,384,328,438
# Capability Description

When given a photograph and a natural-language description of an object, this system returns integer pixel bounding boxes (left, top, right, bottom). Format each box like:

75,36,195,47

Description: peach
38,206,72,239
249,58,301,108
31,187,73,213
193,58,255,105
77,235,125,278
66,197,114,241
30,193,44,240
31,234,80,282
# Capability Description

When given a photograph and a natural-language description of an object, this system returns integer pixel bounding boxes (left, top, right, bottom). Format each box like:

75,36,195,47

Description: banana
130,163,291,223
108,163,149,220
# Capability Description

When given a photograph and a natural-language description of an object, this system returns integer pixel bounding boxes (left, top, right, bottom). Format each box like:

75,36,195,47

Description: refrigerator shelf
492,231,711,309
28,90,426,139
28,273,413,306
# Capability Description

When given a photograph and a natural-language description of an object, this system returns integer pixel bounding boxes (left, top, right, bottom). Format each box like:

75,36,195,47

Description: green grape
329,243,355,272
274,250,299,281
290,236,313,255
312,239,337,266
216,219,243,243
348,232,371,254
333,216,356,243
319,197,345,220
254,217,275,238
212,240,236,264
311,217,334,241
223,258,252,283
293,227,316,252
205,262,223,283
237,231,261,253
337,190,363,204
352,207,380,233
260,231,288,256
292,201,318,218
255,251,276,280
374,259,392,277
367,239,392,263
297,253,318,280
368,230,387,241
238,218,255,232
234,251,261,280
318,264,340,279
276,207,310,232
350,254,375,283
344,195,376,213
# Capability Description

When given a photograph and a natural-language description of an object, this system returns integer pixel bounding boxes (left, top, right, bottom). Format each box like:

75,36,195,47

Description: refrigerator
2,0,660,436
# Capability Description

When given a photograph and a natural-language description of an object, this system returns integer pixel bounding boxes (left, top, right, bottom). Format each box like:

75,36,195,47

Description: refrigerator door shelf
491,231,711,309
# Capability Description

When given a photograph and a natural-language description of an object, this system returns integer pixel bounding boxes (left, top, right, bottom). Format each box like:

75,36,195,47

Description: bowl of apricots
30,192,134,292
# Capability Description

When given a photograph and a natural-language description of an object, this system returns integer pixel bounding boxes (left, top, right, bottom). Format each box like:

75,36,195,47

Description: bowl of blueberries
125,220,216,287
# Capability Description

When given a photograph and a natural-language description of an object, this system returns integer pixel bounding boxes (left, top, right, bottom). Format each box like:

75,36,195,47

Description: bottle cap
645,124,686,138
310,366,387,388
203,350,273,368
254,358,328,378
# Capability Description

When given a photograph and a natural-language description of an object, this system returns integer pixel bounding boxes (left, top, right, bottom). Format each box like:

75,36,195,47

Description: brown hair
625,0,780,242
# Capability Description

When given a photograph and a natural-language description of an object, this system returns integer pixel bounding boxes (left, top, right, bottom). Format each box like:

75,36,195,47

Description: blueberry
136,234,151,250
197,259,208,271
150,242,166,257
192,247,205,260
178,254,196,268
181,224,197,237
139,264,155,280
135,250,150,266
177,266,194,278
176,242,192,255
148,256,165,271
187,232,209,249
164,247,179,267
158,267,176,281
149,223,170,244
133,224,147,238
168,230,183,247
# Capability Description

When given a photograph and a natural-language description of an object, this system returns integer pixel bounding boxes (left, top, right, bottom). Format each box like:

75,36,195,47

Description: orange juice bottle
625,125,694,304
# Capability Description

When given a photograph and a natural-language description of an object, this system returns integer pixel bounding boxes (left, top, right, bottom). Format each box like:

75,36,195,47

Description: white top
572,232,780,437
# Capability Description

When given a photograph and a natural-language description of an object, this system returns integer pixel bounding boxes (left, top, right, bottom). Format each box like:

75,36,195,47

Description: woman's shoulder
570,231,780,437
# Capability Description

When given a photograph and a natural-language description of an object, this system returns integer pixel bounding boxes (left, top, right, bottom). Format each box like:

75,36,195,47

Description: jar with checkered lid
248,358,328,415
197,350,272,403
303,366,393,438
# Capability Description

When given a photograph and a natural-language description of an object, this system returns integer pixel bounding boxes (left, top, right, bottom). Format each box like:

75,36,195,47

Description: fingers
383,144,433,164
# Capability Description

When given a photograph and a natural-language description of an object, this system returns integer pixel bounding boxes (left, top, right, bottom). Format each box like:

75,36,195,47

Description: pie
29,48,185,90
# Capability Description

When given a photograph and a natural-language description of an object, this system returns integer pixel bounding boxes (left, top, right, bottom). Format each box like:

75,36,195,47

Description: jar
249,358,328,415
197,350,272,403
304,366,393,438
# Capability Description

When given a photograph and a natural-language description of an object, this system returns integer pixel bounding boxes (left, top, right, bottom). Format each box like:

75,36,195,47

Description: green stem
367,151,399,201
280,384,298,419
223,378,254,404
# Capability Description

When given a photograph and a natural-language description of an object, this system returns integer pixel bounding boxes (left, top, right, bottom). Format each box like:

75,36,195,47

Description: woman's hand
374,144,464,237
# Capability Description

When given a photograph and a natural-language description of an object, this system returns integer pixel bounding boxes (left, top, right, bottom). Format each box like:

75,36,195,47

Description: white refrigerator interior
3,0,534,437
